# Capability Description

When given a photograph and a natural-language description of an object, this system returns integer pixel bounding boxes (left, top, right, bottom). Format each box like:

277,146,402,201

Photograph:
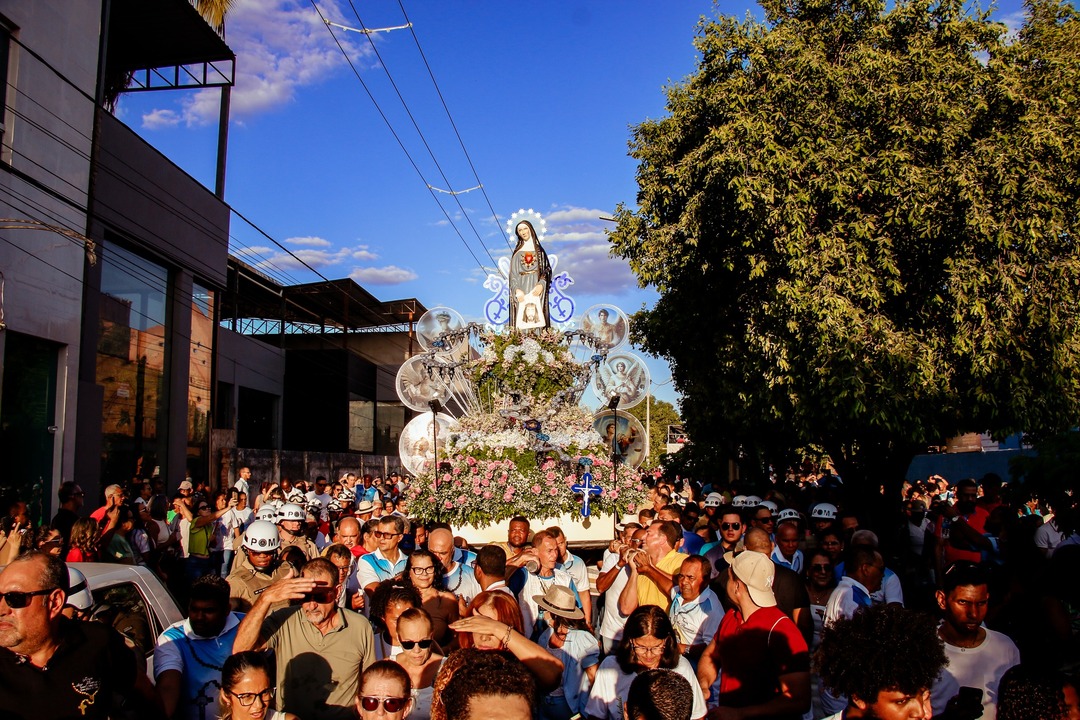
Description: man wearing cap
227,519,294,612
697,550,810,719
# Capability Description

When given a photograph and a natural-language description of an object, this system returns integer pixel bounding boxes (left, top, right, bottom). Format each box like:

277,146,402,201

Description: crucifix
571,472,603,517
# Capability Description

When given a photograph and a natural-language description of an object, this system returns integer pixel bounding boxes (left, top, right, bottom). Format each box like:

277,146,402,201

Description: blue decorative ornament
549,272,576,323
483,272,510,325
577,457,594,466
536,433,550,441
524,419,541,432
571,473,603,517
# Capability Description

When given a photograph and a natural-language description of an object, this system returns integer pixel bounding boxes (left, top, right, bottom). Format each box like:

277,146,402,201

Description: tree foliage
611,0,1080,485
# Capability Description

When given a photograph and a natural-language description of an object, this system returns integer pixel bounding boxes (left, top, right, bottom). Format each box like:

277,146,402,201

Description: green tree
611,0,1080,490
625,395,683,470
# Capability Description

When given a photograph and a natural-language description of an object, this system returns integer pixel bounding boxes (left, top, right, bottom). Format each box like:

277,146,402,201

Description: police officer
277,503,319,560
226,520,294,612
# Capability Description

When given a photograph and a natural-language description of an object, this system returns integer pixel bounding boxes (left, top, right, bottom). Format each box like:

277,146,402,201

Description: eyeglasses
400,638,433,650
811,563,832,571
410,566,435,576
229,688,274,707
0,588,57,609
373,531,402,539
360,696,408,713
197,506,211,512
631,640,665,656
721,522,742,530
301,588,338,603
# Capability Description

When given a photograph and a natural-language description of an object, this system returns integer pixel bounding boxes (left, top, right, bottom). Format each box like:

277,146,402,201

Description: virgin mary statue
508,220,551,331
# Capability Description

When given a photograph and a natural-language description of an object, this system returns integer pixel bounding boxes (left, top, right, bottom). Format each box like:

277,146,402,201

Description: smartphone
957,686,983,705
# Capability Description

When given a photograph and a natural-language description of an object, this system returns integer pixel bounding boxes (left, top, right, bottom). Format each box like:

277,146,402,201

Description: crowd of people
1,466,1078,720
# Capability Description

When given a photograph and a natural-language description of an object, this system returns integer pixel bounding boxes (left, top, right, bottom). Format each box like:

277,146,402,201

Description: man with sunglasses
356,516,408,600
156,575,242,720
0,552,155,719
704,506,746,577
233,557,375,720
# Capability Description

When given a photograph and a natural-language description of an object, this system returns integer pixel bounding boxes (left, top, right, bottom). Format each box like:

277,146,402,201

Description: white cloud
288,236,332,248
546,207,609,224
999,10,1027,38
142,0,371,127
141,108,181,130
349,265,418,284
232,244,273,256
248,242,377,272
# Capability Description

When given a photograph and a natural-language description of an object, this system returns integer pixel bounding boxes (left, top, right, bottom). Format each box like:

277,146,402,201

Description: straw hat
532,584,584,620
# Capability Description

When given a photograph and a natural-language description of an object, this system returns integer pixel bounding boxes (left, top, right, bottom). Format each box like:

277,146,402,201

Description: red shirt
935,506,989,564
349,545,369,558
715,606,809,719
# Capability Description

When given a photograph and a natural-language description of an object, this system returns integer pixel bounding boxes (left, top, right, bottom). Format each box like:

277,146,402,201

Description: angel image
597,359,646,406
582,308,623,349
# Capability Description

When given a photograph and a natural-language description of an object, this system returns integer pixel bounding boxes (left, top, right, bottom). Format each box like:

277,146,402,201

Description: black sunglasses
1,587,57,609
721,522,742,530
360,696,408,713
301,588,338,603
400,638,433,650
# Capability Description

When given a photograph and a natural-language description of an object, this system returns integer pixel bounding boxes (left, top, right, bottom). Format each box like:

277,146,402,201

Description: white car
70,563,184,677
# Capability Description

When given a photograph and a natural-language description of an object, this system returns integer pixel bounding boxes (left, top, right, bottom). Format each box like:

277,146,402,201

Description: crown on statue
506,208,547,243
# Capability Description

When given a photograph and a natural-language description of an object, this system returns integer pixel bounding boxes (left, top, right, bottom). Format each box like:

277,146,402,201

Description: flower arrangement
406,326,649,526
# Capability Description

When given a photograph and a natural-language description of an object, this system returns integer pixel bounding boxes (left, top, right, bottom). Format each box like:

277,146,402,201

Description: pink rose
627,503,636,512
466,456,477,466
481,478,490,487
549,487,559,496
545,471,556,481
444,500,454,509
531,485,542,495
503,492,514,502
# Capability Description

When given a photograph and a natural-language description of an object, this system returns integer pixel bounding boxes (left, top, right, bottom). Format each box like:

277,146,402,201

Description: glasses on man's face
301,588,338,604
360,696,408,713
229,688,274,707
628,538,644,546
811,563,832,572
631,640,665,657
373,531,401,540
721,522,741,531
0,588,57,609
410,566,435,576
400,638,433,650
756,516,775,524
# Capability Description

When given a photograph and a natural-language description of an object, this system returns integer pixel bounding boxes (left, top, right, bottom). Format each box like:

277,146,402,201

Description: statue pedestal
457,511,636,548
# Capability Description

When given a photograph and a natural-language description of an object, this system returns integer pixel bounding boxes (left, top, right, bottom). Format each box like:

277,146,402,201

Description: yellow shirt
637,549,688,611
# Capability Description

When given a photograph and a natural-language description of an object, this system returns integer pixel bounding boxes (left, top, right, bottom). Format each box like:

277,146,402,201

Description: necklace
445,564,464,594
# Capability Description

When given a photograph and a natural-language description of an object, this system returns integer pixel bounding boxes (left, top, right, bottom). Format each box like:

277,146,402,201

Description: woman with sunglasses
371,581,423,660
584,605,706,720
357,660,414,720
393,607,444,720
804,550,836,651
219,651,296,720
402,549,459,648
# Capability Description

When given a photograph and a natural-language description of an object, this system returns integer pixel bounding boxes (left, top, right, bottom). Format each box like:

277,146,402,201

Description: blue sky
117,0,1028,410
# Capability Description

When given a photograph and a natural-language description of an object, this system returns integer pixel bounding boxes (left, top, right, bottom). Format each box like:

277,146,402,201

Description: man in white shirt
305,476,333,515
428,527,481,610
548,525,594,630
233,466,252,497
473,544,514,596
514,530,580,640
771,520,804,574
595,527,643,654
356,515,408,599
668,555,721,668
930,561,1020,720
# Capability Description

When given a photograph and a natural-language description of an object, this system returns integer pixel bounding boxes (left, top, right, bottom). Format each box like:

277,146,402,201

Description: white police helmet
243,520,282,552
255,504,279,522
776,508,802,524
761,500,779,514
703,492,724,508
278,503,305,523
732,495,748,507
744,495,763,507
811,503,838,520
66,565,94,611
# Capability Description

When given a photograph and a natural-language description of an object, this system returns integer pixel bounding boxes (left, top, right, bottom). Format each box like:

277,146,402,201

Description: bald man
428,528,481,611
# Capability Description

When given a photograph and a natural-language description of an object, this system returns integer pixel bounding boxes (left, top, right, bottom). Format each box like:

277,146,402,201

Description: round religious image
579,304,629,351
591,410,649,469
592,352,650,410
417,307,467,353
395,355,468,413
399,412,460,477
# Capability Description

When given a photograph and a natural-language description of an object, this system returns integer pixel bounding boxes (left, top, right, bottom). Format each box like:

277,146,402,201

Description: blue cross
571,472,603,517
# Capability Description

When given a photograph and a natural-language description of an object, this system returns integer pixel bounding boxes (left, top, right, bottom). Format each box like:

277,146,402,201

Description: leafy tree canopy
611,0,1080,485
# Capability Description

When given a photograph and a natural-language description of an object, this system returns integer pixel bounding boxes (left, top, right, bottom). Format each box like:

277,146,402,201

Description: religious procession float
396,209,654,544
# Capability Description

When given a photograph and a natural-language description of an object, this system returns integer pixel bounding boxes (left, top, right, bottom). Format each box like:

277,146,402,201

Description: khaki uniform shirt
227,552,294,613
280,533,320,560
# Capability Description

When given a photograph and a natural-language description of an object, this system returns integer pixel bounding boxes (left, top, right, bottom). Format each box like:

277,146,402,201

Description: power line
307,0,494,276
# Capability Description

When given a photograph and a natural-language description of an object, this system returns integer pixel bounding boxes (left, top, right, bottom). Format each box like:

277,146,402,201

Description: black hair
220,650,276,720
997,664,1067,720
509,515,529,526
941,560,989,593
379,514,405,535
10,551,68,594
626,669,694,720
57,481,80,504
616,605,682,674
189,574,231,610
475,544,507,578
441,649,536,720
369,581,421,634
815,604,946,704
403,549,447,592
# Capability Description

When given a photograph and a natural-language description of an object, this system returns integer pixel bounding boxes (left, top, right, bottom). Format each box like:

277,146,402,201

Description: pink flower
453,480,463,488
481,478,490,487
428,496,437,504
483,491,493,500
466,456,477,466
531,485,542,495
444,500,454,509
453,466,462,475
627,503,636,512
456,495,467,505
549,487,559,496
503,492,514,502
545,471,556,481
